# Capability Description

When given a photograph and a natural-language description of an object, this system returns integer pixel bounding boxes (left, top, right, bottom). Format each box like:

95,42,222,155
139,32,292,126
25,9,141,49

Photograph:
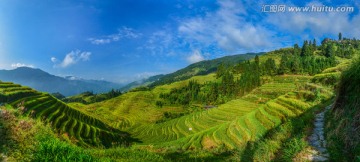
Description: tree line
157,35,359,107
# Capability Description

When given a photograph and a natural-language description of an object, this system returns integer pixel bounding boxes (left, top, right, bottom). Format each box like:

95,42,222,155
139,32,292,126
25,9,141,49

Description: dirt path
305,103,333,161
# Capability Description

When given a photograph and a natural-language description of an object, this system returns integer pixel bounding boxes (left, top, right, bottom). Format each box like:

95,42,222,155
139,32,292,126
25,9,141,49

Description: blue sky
0,0,359,83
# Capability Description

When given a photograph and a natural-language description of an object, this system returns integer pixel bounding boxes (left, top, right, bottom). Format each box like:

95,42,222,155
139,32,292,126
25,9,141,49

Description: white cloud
187,50,205,63
88,38,111,45
88,26,142,45
11,63,34,69
178,0,273,52
51,57,57,63
265,1,360,39
53,50,91,68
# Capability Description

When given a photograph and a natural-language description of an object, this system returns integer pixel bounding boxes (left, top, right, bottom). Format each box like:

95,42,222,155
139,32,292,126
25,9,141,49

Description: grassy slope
71,73,219,128
125,53,261,90
325,57,360,161
0,105,169,162
0,82,132,147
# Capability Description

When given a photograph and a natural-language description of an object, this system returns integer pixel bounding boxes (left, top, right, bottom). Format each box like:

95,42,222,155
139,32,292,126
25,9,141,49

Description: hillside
325,57,360,161
121,52,262,92
63,89,122,104
0,67,123,96
1,37,359,161
0,81,134,148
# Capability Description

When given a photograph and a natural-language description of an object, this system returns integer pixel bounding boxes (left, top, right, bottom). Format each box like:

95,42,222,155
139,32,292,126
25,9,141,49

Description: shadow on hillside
98,128,142,148
240,141,256,162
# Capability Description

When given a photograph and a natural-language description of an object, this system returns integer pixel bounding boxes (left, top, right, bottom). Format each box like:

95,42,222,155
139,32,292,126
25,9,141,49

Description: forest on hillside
158,35,356,108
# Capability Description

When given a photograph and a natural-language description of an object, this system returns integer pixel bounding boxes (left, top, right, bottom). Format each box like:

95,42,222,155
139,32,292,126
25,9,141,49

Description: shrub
34,134,94,162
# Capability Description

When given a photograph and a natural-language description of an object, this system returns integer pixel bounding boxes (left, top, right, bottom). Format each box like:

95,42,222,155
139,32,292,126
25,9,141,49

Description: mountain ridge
121,52,264,91
0,67,123,96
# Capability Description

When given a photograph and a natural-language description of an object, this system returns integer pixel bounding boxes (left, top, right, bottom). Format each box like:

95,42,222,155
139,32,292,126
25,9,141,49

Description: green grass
34,134,95,161
325,57,360,161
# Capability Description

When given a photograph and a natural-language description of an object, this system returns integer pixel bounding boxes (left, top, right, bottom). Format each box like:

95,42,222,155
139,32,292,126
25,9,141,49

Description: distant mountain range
0,67,123,96
0,53,263,95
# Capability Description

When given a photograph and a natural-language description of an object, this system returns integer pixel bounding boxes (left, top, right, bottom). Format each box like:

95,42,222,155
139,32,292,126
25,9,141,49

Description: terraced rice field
142,89,332,150
1,74,331,151
76,91,163,128
68,74,322,150
127,99,259,143
0,81,132,147
121,75,331,150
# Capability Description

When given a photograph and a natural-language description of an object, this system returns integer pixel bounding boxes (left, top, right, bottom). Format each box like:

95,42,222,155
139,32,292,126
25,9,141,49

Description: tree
216,63,225,79
339,32,342,41
263,58,277,76
301,40,312,57
294,44,301,55
291,56,301,74
278,55,289,75
313,39,317,50
325,44,335,57
344,47,355,58
255,55,260,67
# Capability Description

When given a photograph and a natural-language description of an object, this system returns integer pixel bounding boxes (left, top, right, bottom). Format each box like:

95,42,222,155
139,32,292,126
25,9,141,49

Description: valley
1,37,359,161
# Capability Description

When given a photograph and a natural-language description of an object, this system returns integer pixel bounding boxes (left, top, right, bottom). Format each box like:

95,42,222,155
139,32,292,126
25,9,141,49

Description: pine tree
301,40,311,57
278,55,288,75
264,58,277,76
255,55,260,67
313,39,317,50
216,63,225,78
339,32,342,41
294,43,301,55
325,44,335,57
291,56,301,74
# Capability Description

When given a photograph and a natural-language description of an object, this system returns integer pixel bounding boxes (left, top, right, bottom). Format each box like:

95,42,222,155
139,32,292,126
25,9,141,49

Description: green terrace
0,81,135,148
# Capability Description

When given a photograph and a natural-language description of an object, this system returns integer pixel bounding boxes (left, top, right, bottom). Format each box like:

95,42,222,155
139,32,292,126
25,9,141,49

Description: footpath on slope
305,103,333,161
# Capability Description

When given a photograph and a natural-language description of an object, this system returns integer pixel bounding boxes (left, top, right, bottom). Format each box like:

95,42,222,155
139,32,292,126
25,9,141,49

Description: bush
34,134,94,161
